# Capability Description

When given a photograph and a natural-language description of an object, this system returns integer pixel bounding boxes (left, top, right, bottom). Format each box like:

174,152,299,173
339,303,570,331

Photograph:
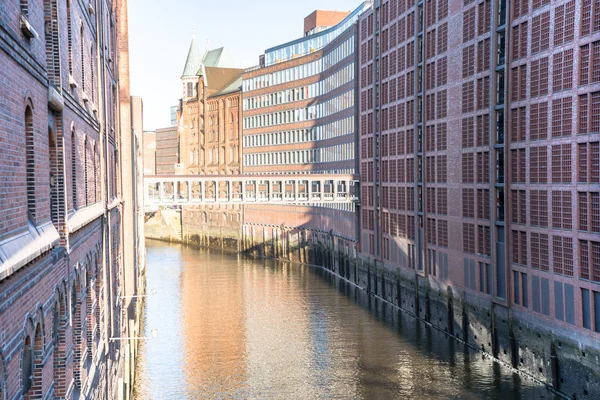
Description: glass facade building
262,2,371,66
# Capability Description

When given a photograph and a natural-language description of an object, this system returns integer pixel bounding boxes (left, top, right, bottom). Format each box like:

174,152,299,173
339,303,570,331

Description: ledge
20,15,38,40
68,203,105,233
0,221,59,281
48,86,64,112
107,197,122,211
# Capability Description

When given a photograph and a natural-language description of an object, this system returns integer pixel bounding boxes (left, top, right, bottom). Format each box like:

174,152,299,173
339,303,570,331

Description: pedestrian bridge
144,174,360,212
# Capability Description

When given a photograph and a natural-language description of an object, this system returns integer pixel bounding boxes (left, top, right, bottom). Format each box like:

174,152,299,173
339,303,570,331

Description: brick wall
358,0,600,346
0,0,132,398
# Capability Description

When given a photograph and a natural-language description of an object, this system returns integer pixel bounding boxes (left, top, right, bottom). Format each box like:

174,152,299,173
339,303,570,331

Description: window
187,82,193,98
72,132,77,209
90,47,95,101
553,235,574,276
513,271,520,305
20,0,28,16
582,0,600,36
25,106,35,221
0,355,4,400
84,137,89,205
22,335,33,394
580,240,600,282
93,143,98,203
67,0,73,75
81,25,85,92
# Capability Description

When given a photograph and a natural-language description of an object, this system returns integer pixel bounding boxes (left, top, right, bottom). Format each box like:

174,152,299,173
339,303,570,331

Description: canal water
134,241,557,399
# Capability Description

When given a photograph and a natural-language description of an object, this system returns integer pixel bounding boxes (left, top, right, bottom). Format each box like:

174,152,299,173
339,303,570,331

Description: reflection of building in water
180,251,248,396
241,261,319,396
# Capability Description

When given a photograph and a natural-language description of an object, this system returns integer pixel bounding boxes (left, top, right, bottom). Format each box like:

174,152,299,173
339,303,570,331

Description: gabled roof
202,67,244,97
202,48,224,67
217,76,243,96
182,41,238,79
181,38,203,78
199,47,237,70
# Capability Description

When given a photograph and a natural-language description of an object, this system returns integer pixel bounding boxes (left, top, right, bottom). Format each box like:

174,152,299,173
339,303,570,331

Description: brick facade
155,126,178,175
358,0,600,373
0,0,139,399
175,44,245,247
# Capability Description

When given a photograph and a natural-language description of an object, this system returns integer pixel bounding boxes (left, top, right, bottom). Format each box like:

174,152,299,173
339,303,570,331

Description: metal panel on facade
554,281,564,321
565,284,574,325
582,289,591,330
532,276,540,313
541,278,550,317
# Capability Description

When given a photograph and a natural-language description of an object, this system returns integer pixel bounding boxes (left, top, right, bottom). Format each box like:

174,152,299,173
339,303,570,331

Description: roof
203,67,244,97
182,41,238,78
199,47,237,70
216,75,243,96
202,48,223,67
181,38,204,78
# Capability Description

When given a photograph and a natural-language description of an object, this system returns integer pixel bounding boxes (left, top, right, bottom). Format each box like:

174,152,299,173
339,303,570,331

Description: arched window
25,106,35,222
22,335,33,394
71,280,82,389
71,131,78,209
51,294,67,397
71,284,77,323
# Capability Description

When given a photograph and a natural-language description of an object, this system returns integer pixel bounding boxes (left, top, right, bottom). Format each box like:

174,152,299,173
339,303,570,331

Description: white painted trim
67,202,104,233
0,221,59,281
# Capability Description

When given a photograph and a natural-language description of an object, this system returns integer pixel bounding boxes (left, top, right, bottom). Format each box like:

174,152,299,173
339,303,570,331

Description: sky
129,0,361,131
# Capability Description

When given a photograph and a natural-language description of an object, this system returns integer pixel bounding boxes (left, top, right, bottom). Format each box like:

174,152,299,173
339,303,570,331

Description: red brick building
304,10,351,36
177,40,244,248
358,0,600,396
0,1,142,399
155,126,179,175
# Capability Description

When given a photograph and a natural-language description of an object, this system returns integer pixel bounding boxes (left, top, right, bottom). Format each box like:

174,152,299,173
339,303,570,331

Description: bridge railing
143,174,360,208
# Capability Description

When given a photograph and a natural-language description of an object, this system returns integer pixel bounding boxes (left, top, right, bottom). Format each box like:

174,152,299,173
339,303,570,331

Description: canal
134,240,557,399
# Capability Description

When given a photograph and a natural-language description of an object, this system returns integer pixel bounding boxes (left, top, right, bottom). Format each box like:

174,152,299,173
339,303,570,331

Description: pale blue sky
129,0,360,131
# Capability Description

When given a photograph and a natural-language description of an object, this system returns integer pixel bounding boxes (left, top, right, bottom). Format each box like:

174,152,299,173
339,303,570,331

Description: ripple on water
134,241,558,400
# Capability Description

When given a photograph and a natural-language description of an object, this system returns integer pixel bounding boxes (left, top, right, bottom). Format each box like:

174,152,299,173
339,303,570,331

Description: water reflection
135,241,557,399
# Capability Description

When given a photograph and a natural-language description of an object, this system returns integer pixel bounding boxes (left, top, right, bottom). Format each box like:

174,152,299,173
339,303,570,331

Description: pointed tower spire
181,34,203,78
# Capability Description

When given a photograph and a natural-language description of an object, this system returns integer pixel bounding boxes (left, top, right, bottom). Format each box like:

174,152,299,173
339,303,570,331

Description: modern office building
358,0,600,396
241,4,369,251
